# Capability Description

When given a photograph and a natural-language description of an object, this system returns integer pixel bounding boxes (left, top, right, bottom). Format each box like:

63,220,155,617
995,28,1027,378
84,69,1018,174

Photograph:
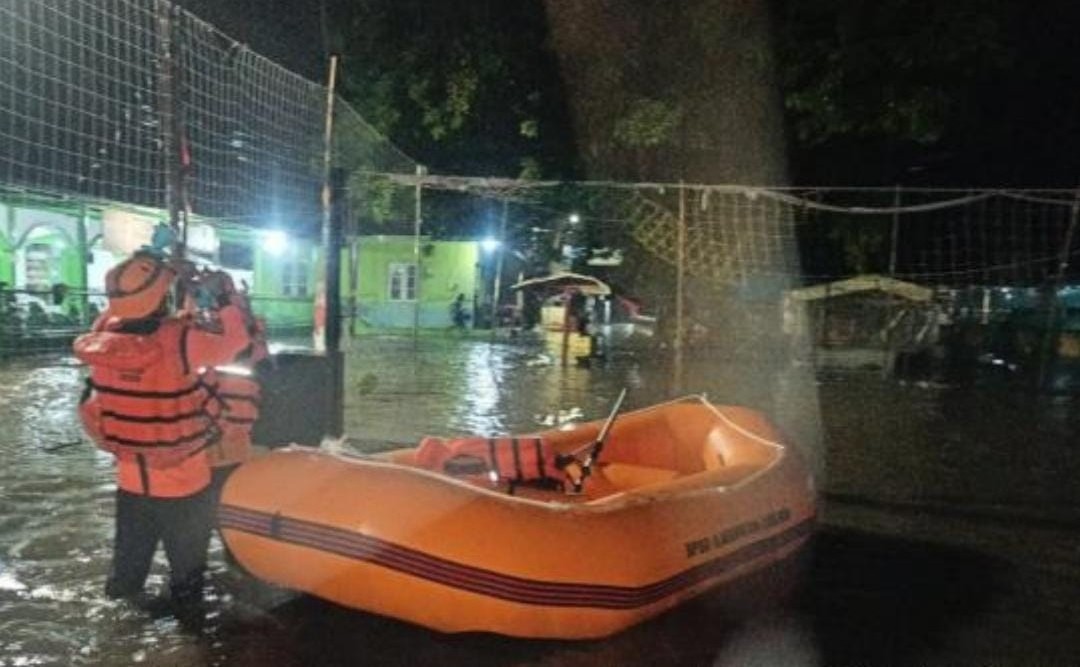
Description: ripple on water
0,571,28,593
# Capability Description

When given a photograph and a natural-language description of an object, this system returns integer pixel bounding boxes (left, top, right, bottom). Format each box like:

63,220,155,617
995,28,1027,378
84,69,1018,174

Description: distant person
50,282,68,306
26,300,47,327
451,293,470,329
74,251,251,613
522,291,541,330
569,291,590,335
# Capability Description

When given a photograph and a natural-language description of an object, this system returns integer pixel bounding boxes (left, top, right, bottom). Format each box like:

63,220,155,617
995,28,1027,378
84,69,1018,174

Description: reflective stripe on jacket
206,369,261,468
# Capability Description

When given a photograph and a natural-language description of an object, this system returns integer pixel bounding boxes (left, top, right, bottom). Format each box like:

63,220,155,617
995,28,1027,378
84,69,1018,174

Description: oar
557,387,628,491
583,387,628,469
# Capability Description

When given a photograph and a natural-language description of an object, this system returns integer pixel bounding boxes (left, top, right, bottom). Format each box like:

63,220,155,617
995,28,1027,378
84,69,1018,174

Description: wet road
2,336,1079,666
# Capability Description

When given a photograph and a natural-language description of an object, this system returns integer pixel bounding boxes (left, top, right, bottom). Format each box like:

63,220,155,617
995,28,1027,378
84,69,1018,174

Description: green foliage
776,0,1015,149
517,157,543,181
353,372,379,395
407,57,484,141
347,172,399,228
327,0,577,240
612,98,683,149
519,119,538,140
331,0,571,181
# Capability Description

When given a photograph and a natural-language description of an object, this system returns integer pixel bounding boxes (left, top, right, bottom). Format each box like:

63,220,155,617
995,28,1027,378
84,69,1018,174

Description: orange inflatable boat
219,395,816,639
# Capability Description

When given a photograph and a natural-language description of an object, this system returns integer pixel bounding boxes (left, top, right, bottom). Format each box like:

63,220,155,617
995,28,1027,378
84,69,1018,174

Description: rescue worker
74,251,251,608
192,271,270,506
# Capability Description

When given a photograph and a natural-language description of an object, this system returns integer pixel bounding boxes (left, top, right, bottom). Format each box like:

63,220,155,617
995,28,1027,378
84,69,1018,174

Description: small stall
783,274,940,373
511,272,612,364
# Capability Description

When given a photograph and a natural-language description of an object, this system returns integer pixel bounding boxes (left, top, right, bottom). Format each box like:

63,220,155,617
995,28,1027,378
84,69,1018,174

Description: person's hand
170,258,199,285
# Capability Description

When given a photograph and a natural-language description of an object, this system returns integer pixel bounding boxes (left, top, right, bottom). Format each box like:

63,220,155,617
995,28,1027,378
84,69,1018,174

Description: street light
262,230,288,256
568,213,581,225
480,237,501,253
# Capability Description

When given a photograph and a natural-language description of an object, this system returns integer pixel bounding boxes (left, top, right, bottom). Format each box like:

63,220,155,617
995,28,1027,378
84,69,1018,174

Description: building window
388,263,417,301
219,239,254,270
282,258,309,297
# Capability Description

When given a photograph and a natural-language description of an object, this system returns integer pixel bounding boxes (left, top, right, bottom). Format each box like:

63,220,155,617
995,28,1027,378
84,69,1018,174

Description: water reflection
454,342,506,434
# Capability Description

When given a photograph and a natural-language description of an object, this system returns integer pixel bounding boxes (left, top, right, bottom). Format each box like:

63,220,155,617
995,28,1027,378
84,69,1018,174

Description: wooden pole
318,54,344,437
888,184,901,277
491,198,508,341
325,168,346,436
413,165,425,341
561,288,571,367
156,1,178,248
673,182,686,393
347,236,359,338
883,185,902,377
157,0,190,309
318,53,339,354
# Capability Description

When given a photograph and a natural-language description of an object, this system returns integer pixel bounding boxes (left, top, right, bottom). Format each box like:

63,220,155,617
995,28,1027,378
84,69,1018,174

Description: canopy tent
786,274,933,303
510,272,612,297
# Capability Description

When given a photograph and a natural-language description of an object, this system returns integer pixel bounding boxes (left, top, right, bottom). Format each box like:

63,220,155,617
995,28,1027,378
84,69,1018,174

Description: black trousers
105,486,213,603
208,463,241,508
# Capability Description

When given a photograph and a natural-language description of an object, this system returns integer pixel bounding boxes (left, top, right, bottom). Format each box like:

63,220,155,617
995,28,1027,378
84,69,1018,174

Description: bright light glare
480,237,500,253
262,230,288,256
568,213,581,224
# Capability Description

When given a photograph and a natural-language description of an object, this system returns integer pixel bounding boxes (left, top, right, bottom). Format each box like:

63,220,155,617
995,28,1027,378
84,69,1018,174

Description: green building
0,188,483,343
237,232,482,331
351,235,480,329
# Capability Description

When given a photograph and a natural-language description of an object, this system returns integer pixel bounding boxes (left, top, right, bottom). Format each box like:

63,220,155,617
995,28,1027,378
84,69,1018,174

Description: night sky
172,0,327,81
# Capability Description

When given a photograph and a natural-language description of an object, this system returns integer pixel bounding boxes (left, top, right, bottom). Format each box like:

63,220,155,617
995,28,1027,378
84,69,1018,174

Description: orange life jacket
206,302,267,468
75,306,251,497
416,436,559,485
206,367,261,468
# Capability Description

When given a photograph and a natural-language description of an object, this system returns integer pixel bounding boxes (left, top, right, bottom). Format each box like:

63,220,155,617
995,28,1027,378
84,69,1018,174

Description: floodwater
2,335,1079,666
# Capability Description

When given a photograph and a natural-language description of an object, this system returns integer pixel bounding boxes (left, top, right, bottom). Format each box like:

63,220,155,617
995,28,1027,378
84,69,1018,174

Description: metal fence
0,0,416,224
2,0,1078,389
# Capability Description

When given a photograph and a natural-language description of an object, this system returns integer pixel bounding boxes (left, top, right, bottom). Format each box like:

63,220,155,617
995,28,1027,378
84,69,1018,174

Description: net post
317,51,340,347
673,181,687,393
156,0,186,261
325,167,347,437
413,165,426,342
1037,185,1080,389
888,184,901,276
883,184,902,377
320,53,343,437
491,198,509,341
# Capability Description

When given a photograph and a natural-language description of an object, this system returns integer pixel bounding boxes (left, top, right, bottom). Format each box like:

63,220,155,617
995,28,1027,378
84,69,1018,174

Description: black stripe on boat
218,505,814,610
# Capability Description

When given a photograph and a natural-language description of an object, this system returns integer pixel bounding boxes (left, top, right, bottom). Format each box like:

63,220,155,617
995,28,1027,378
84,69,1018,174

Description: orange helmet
105,252,176,319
